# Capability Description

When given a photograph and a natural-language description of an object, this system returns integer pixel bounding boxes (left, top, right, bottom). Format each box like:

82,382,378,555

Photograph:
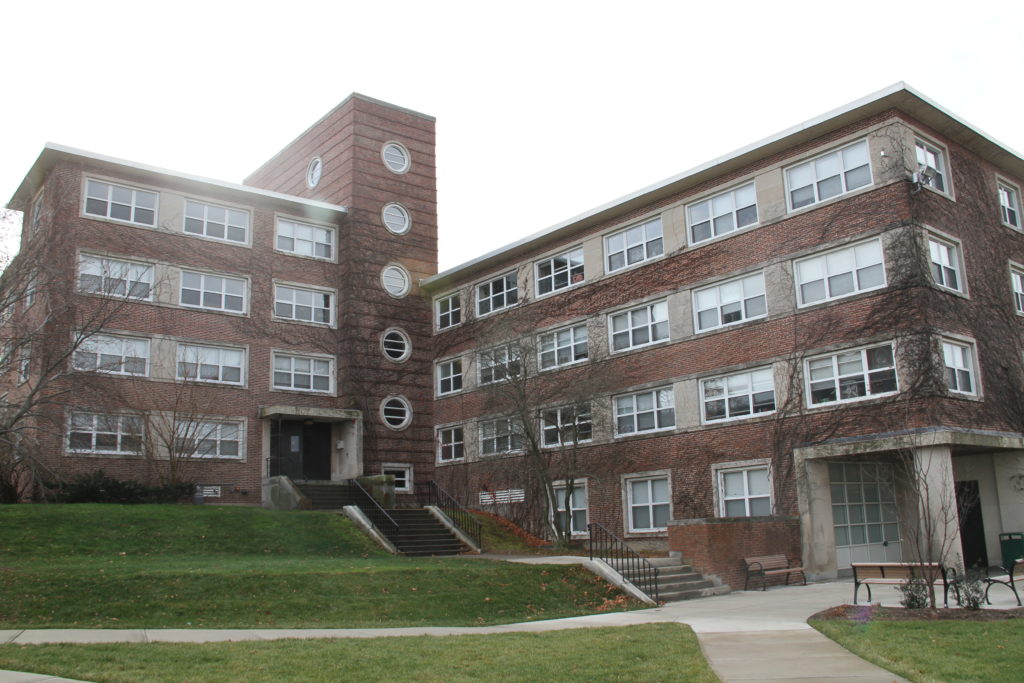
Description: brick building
5,84,1024,585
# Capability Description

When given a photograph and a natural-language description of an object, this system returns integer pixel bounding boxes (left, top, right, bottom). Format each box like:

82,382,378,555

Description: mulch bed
811,604,1024,622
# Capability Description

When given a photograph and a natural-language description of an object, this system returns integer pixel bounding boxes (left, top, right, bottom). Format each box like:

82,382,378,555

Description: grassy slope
812,620,1024,683
0,624,716,683
0,505,638,628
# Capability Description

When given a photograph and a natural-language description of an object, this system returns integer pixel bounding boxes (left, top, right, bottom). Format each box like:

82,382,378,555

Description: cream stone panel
157,192,184,234
459,353,478,393
668,291,693,340
994,451,1024,538
588,395,614,442
756,168,786,225
764,261,795,317
465,420,482,462
772,359,797,409
677,378,701,429
588,313,610,362
152,263,179,306
148,337,179,381
661,205,687,255
868,122,913,185
797,456,839,579
670,381,687,430
582,235,604,281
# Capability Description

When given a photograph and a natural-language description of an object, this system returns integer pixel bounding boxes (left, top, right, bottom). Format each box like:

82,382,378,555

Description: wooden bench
983,558,1023,606
851,562,960,607
744,554,806,591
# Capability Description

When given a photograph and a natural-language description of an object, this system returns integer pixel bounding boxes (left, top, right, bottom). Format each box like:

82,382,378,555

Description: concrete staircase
385,509,466,557
621,556,730,603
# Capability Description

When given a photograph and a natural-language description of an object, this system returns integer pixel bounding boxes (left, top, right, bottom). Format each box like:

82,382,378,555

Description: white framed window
381,328,412,363
382,464,413,493
479,418,522,455
785,139,871,210
928,236,962,292
382,141,411,174
17,349,30,384
538,324,588,370
275,218,335,260
701,367,775,422
74,334,149,376
438,425,465,463
915,138,948,193
272,352,334,393
610,301,668,352
437,358,463,395
184,200,249,244
806,343,897,406
1011,267,1024,314
180,270,246,313
477,272,518,316
942,340,976,395
615,387,675,435
68,412,143,455
177,344,245,385
78,255,153,300
688,182,758,245
274,283,333,325
627,476,670,532
479,344,521,385
554,482,588,536
536,247,584,296
541,404,592,447
436,293,461,330
998,180,1021,229
382,203,411,235
694,272,766,332
605,217,663,273
380,395,412,430
84,179,157,226
29,191,44,233
381,264,411,297
795,238,885,306
306,157,323,189
25,274,36,308
175,420,243,459
718,465,772,517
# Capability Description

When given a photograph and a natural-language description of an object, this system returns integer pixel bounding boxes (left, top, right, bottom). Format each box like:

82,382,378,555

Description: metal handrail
346,478,399,535
587,522,659,603
419,481,483,549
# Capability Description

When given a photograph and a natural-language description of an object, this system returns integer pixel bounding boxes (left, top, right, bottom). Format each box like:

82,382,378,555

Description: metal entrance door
830,462,902,568
270,420,332,481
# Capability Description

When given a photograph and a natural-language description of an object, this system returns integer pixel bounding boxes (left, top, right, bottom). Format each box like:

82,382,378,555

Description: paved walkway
2,565,1020,682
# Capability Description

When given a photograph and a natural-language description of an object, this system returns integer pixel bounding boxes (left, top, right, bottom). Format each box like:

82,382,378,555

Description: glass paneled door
829,462,901,568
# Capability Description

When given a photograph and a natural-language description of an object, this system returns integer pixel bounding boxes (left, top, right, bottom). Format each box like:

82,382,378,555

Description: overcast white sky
2,0,1022,270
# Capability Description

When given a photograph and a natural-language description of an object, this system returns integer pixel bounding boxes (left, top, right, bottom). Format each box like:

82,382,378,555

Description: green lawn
0,624,714,683
812,619,1024,683
0,504,640,628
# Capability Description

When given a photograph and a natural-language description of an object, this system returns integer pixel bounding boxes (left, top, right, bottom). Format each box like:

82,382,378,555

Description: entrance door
956,480,988,569
830,462,902,568
270,420,332,481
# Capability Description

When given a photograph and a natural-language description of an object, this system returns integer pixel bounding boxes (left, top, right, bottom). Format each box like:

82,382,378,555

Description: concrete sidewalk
2,574,1020,682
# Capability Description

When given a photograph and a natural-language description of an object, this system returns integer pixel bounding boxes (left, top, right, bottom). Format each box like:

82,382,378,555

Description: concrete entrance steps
620,556,730,603
385,509,466,557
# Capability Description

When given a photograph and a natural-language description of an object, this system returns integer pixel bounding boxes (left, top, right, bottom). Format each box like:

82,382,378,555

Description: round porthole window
381,203,411,235
381,328,412,362
380,395,412,430
306,157,323,189
381,264,411,297
381,142,410,174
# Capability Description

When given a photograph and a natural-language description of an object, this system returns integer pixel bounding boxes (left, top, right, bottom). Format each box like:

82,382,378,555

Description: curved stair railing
419,481,483,549
587,522,659,603
346,478,399,536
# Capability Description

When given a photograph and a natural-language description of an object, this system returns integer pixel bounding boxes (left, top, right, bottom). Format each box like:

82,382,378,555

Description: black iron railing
418,481,483,549
346,478,399,536
588,522,659,603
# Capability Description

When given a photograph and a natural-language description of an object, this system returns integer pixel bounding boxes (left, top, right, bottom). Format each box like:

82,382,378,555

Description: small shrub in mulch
810,604,1024,622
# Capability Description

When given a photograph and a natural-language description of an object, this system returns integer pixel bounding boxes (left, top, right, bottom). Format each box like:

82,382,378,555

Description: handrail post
586,522,659,604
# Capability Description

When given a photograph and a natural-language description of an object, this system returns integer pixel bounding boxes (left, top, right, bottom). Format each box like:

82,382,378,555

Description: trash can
999,532,1024,569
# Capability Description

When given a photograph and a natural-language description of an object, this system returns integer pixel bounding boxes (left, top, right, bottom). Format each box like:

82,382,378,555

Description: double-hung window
928,237,962,292
437,426,464,462
274,284,333,325
276,218,335,260
688,183,758,244
68,412,143,455
942,340,976,395
615,387,675,435
702,367,775,422
436,293,461,329
479,418,522,455
478,344,521,385
177,344,244,385
795,239,885,306
175,420,242,459
180,271,246,313
84,179,157,226
538,324,588,370
718,466,771,517
477,273,518,316
184,200,249,243
74,334,149,376
806,344,897,405
605,218,663,273
694,273,766,331
437,358,463,395
554,483,588,535
78,255,153,300
272,352,334,393
786,139,871,210
1011,268,1024,314
627,477,670,532
915,139,947,193
999,181,1021,229
541,404,592,447
609,301,668,352
536,247,584,296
